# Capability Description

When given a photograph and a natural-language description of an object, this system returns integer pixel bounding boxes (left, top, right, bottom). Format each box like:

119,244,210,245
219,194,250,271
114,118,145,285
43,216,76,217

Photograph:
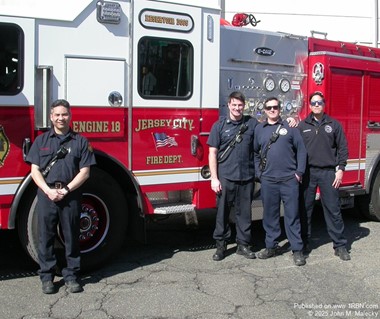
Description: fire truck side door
130,0,219,194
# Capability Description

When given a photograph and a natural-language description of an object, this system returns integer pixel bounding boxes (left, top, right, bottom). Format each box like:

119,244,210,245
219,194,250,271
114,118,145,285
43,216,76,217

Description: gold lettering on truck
72,121,121,133
145,15,175,25
146,155,182,165
140,10,194,32
135,118,194,132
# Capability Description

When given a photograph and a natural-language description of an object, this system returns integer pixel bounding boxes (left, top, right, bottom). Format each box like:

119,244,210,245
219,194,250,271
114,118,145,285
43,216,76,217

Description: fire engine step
153,203,195,214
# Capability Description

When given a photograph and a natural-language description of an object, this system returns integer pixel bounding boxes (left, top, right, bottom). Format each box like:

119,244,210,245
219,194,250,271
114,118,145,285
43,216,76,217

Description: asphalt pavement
0,207,379,319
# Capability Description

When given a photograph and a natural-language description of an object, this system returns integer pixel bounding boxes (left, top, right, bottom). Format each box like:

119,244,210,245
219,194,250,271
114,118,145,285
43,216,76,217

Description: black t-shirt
207,115,258,181
26,128,96,184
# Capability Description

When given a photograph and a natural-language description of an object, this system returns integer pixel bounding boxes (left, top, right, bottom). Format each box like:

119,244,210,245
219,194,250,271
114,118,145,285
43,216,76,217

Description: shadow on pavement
0,206,371,284
0,230,39,281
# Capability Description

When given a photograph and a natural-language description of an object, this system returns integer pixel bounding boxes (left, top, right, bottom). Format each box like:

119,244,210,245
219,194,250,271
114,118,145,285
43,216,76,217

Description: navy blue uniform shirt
207,115,258,181
254,119,307,180
26,128,96,184
298,113,348,171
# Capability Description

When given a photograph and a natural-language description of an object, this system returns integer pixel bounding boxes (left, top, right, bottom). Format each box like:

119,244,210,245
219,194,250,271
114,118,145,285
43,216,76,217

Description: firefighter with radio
299,91,350,261
254,97,307,266
207,91,259,261
26,99,96,294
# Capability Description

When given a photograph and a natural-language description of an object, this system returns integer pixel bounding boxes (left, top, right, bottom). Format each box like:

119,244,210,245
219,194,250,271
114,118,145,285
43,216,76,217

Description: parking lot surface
0,207,379,319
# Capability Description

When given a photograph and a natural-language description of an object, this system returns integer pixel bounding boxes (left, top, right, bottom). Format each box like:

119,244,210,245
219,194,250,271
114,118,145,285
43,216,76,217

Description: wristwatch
64,185,70,193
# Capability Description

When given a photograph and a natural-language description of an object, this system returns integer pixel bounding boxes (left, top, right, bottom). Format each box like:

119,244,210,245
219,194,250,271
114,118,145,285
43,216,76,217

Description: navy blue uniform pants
213,178,254,245
37,189,81,282
261,176,303,251
301,167,347,248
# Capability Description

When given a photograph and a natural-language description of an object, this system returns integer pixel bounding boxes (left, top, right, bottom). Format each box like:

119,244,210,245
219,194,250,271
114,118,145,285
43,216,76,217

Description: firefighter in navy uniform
26,99,96,294
254,97,307,266
299,91,350,261
207,91,258,261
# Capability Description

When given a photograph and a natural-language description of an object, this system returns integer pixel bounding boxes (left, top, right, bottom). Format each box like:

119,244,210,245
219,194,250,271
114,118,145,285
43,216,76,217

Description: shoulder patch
279,128,288,136
325,125,333,133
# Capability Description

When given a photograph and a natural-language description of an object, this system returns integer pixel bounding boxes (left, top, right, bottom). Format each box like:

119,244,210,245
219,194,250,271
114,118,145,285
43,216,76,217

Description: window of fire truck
138,37,193,99
0,23,23,95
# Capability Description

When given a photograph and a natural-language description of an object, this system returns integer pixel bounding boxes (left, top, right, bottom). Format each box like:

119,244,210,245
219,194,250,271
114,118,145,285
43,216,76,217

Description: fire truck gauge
279,78,291,93
285,102,293,111
264,77,275,92
257,101,264,110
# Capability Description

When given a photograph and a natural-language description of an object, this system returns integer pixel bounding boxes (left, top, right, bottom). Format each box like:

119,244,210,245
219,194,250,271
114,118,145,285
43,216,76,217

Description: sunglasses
264,105,279,111
310,100,324,106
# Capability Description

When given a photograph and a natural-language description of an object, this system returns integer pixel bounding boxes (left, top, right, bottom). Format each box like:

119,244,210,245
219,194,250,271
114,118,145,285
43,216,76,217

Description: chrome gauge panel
279,78,291,93
264,76,275,92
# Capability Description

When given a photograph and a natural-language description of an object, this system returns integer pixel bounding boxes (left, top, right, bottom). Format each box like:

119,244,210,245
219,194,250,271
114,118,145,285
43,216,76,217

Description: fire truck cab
0,0,220,270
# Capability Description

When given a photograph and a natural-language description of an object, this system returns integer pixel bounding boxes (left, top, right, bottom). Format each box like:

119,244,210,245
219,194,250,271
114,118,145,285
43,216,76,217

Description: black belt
48,182,66,189
309,166,335,171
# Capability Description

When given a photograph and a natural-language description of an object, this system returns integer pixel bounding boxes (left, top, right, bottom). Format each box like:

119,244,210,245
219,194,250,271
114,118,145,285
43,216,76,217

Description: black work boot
236,244,256,259
257,247,278,259
65,279,83,293
212,240,227,261
334,246,351,261
41,280,55,294
293,250,306,266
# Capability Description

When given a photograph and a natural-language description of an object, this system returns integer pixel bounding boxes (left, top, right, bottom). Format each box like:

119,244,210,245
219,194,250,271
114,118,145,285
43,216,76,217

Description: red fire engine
0,0,220,270
1,1,380,270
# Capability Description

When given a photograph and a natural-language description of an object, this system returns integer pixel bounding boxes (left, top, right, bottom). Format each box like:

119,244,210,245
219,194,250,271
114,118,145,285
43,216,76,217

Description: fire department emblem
0,125,10,167
279,128,288,135
312,63,324,85
325,125,333,133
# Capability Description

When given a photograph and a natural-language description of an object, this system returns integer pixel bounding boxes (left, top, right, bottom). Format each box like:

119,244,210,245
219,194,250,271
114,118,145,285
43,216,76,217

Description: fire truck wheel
63,167,128,271
17,190,39,266
355,195,371,219
356,170,380,222
17,167,129,271
368,170,380,221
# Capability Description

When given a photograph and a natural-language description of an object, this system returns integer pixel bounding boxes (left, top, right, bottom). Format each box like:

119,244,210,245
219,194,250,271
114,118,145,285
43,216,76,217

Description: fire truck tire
367,170,380,221
17,190,39,266
355,171,380,222
17,167,129,271
355,195,371,219
69,167,128,271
